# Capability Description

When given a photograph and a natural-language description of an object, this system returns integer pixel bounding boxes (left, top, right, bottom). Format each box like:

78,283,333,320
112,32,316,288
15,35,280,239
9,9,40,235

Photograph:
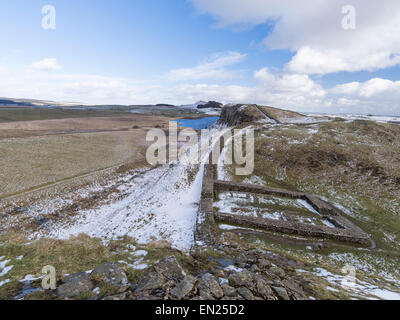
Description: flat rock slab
56,272,94,298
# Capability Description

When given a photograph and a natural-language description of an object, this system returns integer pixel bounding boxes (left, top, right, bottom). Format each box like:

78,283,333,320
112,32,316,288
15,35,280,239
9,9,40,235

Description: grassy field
0,131,145,198
0,107,135,123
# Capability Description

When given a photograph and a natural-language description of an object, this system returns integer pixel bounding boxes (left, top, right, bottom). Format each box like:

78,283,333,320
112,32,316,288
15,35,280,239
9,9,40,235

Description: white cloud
1,56,400,115
166,51,246,81
332,78,400,100
0,71,162,105
254,67,326,97
191,0,400,74
170,67,329,111
30,58,63,71
169,70,400,115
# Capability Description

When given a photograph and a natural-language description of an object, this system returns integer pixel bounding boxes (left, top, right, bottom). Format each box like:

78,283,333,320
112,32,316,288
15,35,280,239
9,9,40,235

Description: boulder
237,287,257,300
271,286,290,300
153,256,186,282
257,258,272,270
221,283,237,297
56,272,94,298
90,263,129,293
254,276,274,300
135,256,193,299
268,266,286,279
135,271,165,294
198,273,224,299
170,275,196,299
228,270,254,288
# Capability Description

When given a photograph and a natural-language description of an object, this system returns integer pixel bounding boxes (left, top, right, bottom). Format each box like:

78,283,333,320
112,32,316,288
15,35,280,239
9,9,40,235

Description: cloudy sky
1,0,400,115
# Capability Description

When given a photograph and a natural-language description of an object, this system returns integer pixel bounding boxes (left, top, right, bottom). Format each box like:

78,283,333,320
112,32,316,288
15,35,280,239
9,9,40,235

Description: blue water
172,117,219,130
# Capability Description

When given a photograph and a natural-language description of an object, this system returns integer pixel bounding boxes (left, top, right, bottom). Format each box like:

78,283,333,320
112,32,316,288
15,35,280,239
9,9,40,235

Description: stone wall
212,180,373,247
215,212,371,245
195,163,218,246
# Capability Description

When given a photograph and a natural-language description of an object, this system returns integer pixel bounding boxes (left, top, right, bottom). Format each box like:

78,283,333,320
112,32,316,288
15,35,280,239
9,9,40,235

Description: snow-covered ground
307,113,400,123
34,165,201,250
31,128,229,251
0,256,13,286
297,267,400,300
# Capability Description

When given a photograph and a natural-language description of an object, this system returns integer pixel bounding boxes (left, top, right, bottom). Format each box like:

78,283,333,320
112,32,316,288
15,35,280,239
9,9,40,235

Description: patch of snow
283,117,330,124
307,113,400,124
0,279,10,287
322,219,336,228
299,267,400,300
297,199,321,216
224,265,244,273
219,224,242,231
124,257,148,270
20,274,43,282
131,263,148,270
133,250,148,257
126,244,137,251
0,260,13,277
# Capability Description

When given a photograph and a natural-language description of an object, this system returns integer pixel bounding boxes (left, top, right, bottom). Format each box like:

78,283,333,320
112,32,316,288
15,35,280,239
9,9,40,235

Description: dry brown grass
0,114,171,139
0,233,111,282
0,131,146,197
252,120,400,197
258,105,305,121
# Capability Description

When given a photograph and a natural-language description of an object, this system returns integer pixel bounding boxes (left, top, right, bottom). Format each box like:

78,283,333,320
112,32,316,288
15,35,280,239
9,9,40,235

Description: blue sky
1,0,400,115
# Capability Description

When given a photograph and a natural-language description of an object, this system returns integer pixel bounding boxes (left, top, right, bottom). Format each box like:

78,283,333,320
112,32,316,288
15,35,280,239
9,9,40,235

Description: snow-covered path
41,164,202,250
36,128,230,250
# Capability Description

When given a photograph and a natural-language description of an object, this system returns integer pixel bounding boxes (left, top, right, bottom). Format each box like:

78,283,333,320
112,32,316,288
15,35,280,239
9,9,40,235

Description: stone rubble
51,246,311,300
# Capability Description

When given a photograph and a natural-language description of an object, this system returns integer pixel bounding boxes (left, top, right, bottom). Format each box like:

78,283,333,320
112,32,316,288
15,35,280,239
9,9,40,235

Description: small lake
172,117,219,130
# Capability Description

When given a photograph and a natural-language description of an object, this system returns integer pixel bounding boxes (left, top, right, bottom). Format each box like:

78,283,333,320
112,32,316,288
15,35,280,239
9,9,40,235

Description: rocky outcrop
133,250,309,300
91,263,129,292
197,101,223,109
218,104,267,126
56,272,94,298
50,248,311,300
218,104,308,126
55,263,130,299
